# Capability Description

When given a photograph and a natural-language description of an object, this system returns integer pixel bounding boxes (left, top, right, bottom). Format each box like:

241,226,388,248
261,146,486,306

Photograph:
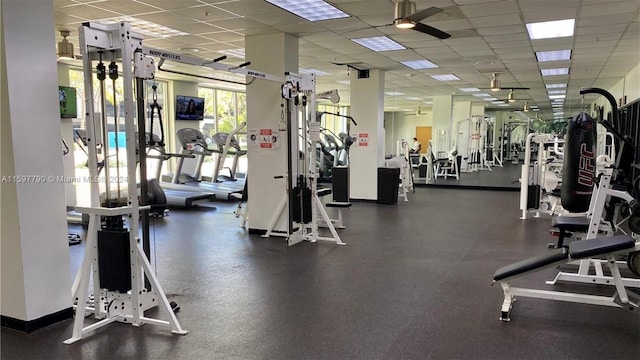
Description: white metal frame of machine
66,22,186,344
263,73,345,246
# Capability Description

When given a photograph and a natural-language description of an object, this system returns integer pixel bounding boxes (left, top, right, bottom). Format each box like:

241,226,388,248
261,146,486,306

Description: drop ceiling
54,0,640,120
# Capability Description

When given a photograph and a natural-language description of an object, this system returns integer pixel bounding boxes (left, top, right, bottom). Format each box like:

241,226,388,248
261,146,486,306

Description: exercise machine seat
551,216,590,232
493,248,568,281
569,235,635,259
326,202,352,208
318,188,332,197
550,216,591,248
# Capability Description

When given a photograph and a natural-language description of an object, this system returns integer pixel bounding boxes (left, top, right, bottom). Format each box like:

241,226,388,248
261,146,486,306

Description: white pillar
1,0,71,330
349,69,385,201
246,33,298,232
432,95,453,154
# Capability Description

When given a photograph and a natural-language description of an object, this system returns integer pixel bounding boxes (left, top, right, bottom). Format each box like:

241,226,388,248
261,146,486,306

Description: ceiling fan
392,1,451,39
496,89,530,103
485,73,530,92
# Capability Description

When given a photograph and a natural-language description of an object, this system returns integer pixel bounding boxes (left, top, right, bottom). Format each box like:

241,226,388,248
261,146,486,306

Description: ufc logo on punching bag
578,143,594,187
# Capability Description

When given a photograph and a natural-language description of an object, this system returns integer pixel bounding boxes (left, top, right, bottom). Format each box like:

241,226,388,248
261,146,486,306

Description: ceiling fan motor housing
395,0,416,21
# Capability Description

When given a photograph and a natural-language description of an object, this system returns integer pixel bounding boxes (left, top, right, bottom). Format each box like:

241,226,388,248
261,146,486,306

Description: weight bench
493,235,639,321
324,202,352,229
549,216,590,249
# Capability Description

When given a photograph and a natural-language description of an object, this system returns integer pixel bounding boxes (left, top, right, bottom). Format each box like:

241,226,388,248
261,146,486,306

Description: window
197,86,247,175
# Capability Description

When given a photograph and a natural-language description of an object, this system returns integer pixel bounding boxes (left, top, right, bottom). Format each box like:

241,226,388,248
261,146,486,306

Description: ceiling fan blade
412,23,451,39
405,7,443,22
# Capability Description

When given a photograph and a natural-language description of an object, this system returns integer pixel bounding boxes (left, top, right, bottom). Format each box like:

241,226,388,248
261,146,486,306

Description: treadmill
145,133,216,207
171,128,246,201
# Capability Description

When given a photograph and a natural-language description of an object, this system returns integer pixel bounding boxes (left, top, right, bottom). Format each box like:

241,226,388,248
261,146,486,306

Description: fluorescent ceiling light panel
547,90,567,95
400,60,438,69
472,93,491,97
526,19,575,40
431,74,460,81
385,91,405,96
406,97,423,100
299,68,330,76
352,36,405,52
103,17,189,38
491,101,505,105
264,0,349,21
546,83,567,89
459,87,481,92
423,101,433,104
549,94,566,99
497,104,510,107
536,49,572,62
541,68,570,76
485,97,499,101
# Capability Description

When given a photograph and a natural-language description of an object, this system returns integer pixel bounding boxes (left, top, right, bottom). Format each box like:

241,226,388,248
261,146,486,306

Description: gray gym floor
2,188,639,359
414,162,521,191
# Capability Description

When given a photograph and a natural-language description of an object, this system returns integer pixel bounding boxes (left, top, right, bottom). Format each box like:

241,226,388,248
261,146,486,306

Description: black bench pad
569,235,635,259
318,188,332,197
326,202,352,208
551,216,590,232
493,248,569,281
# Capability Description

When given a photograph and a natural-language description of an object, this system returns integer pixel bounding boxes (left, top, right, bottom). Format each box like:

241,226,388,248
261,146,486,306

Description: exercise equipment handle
580,87,633,148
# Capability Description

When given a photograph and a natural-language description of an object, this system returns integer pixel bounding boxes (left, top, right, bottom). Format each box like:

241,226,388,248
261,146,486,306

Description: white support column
349,69,385,201
1,0,71,329
432,95,453,154
246,33,298,232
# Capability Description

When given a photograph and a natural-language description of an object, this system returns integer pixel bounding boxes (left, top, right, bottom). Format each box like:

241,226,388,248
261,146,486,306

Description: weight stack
98,229,131,293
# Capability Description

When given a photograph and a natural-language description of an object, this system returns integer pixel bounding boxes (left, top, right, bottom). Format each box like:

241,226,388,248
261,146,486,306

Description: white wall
590,63,640,115
384,110,432,155
2,0,71,321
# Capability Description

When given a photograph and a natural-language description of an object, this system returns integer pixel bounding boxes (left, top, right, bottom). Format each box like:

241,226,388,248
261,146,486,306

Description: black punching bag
561,112,596,212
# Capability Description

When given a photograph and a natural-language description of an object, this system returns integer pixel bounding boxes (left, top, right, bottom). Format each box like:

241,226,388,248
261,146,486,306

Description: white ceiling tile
483,33,530,42
468,13,522,28
476,25,524,36
488,40,530,50
518,0,579,12
459,0,519,17
521,8,579,23
578,24,628,36
135,0,202,10
580,2,640,18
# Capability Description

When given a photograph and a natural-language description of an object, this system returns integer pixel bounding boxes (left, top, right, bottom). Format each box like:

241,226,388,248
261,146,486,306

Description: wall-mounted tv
175,95,205,121
59,86,77,119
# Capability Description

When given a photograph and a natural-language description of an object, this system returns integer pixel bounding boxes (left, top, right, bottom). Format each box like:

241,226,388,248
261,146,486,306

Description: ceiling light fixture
523,101,530,112
401,59,438,69
264,0,349,21
57,30,74,59
536,49,572,62
541,68,570,76
352,36,406,52
490,73,501,91
459,87,481,92
546,83,567,89
431,74,460,81
394,0,416,28
507,90,515,103
526,19,575,40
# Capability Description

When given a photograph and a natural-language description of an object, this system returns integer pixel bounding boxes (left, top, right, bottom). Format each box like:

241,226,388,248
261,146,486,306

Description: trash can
377,167,400,204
